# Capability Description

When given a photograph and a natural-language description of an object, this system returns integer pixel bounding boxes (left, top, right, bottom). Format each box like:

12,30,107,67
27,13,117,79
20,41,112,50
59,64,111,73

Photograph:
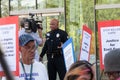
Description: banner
79,25,92,61
0,16,19,76
62,38,75,71
98,20,120,70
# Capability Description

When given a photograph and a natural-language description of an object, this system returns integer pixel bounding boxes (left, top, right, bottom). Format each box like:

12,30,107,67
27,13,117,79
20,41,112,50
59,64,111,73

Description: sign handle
0,48,14,80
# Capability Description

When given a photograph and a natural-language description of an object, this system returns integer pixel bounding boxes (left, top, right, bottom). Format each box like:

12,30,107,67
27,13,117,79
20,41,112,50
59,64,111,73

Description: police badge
56,33,60,38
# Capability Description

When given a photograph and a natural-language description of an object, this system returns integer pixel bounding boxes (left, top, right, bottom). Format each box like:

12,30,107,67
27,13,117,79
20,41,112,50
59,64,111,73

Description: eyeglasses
105,72,120,79
24,45,36,52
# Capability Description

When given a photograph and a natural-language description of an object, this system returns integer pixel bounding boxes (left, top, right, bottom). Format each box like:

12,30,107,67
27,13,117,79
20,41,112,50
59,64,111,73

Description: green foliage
96,0,120,4
81,0,94,30
96,0,120,21
1,0,9,17
46,3,58,8
65,0,95,54
97,8,120,21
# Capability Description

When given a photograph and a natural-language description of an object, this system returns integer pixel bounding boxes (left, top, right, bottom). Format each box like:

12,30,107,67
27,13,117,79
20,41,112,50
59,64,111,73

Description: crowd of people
1,17,120,80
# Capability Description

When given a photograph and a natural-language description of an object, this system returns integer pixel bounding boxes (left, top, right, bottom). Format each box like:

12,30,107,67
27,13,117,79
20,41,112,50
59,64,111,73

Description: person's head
64,60,94,80
20,18,27,28
19,34,36,64
104,48,120,80
50,18,59,31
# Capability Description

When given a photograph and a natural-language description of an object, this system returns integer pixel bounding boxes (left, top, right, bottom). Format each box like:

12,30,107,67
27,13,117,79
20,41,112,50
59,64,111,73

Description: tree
0,0,1,17
1,0,9,17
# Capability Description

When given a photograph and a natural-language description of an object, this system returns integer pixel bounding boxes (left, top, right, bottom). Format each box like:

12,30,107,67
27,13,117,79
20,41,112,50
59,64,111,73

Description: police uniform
40,28,68,80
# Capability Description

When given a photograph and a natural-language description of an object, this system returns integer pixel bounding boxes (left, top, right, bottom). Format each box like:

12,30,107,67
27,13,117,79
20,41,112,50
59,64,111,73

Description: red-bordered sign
79,25,92,61
98,20,120,70
0,16,19,76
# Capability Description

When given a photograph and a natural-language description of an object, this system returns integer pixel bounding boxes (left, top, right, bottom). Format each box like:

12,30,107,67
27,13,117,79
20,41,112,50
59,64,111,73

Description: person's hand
37,24,43,30
39,56,43,62
57,42,63,48
38,26,43,30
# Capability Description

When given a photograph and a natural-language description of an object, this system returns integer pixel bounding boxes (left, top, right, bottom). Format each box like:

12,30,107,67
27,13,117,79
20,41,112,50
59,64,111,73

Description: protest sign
0,16,19,76
62,38,75,71
79,25,92,61
98,20,120,69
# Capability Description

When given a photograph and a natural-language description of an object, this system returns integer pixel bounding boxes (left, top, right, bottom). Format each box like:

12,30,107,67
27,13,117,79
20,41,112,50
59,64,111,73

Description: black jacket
40,28,68,58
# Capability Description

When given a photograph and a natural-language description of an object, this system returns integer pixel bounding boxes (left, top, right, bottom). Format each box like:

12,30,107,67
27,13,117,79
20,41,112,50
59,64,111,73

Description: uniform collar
52,28,59,32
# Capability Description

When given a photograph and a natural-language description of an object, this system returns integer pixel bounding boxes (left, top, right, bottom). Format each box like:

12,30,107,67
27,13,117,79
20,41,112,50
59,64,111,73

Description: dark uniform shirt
40,28,68,58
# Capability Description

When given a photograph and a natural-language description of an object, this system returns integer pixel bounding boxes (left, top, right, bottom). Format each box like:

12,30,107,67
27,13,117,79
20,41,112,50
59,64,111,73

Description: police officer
39,19,68,80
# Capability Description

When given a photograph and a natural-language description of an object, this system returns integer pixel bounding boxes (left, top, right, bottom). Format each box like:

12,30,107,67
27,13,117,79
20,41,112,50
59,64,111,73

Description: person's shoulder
45,31,51,37
33,60,47,73
46,31,52,34
19,28,26,36
19,28,25,32
58,29,68,35
18,28,34,37
34,60,46,68
58,29,66,33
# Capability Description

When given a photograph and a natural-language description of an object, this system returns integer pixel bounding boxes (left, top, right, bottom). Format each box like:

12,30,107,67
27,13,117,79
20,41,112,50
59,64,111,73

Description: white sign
0,16,19,76
80,25,92,61
98,20,120,69
0,24,16,71
62,38,75,71
101,26,120,64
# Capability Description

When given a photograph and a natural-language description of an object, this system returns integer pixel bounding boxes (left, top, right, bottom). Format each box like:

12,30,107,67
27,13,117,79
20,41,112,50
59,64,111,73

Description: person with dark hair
20,18,27,28
64,60,94,80
104,48,120,80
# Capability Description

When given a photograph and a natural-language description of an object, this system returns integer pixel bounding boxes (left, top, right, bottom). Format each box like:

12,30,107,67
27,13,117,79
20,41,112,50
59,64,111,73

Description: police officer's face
50,20,58,31
20,41,36,64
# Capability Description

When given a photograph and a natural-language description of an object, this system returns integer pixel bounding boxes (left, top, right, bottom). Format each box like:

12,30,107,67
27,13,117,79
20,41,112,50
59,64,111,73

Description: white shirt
2,60,48,80
19,28,42,61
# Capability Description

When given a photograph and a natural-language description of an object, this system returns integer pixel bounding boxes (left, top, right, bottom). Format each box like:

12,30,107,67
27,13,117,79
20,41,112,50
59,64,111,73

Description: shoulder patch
46,33,50,36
